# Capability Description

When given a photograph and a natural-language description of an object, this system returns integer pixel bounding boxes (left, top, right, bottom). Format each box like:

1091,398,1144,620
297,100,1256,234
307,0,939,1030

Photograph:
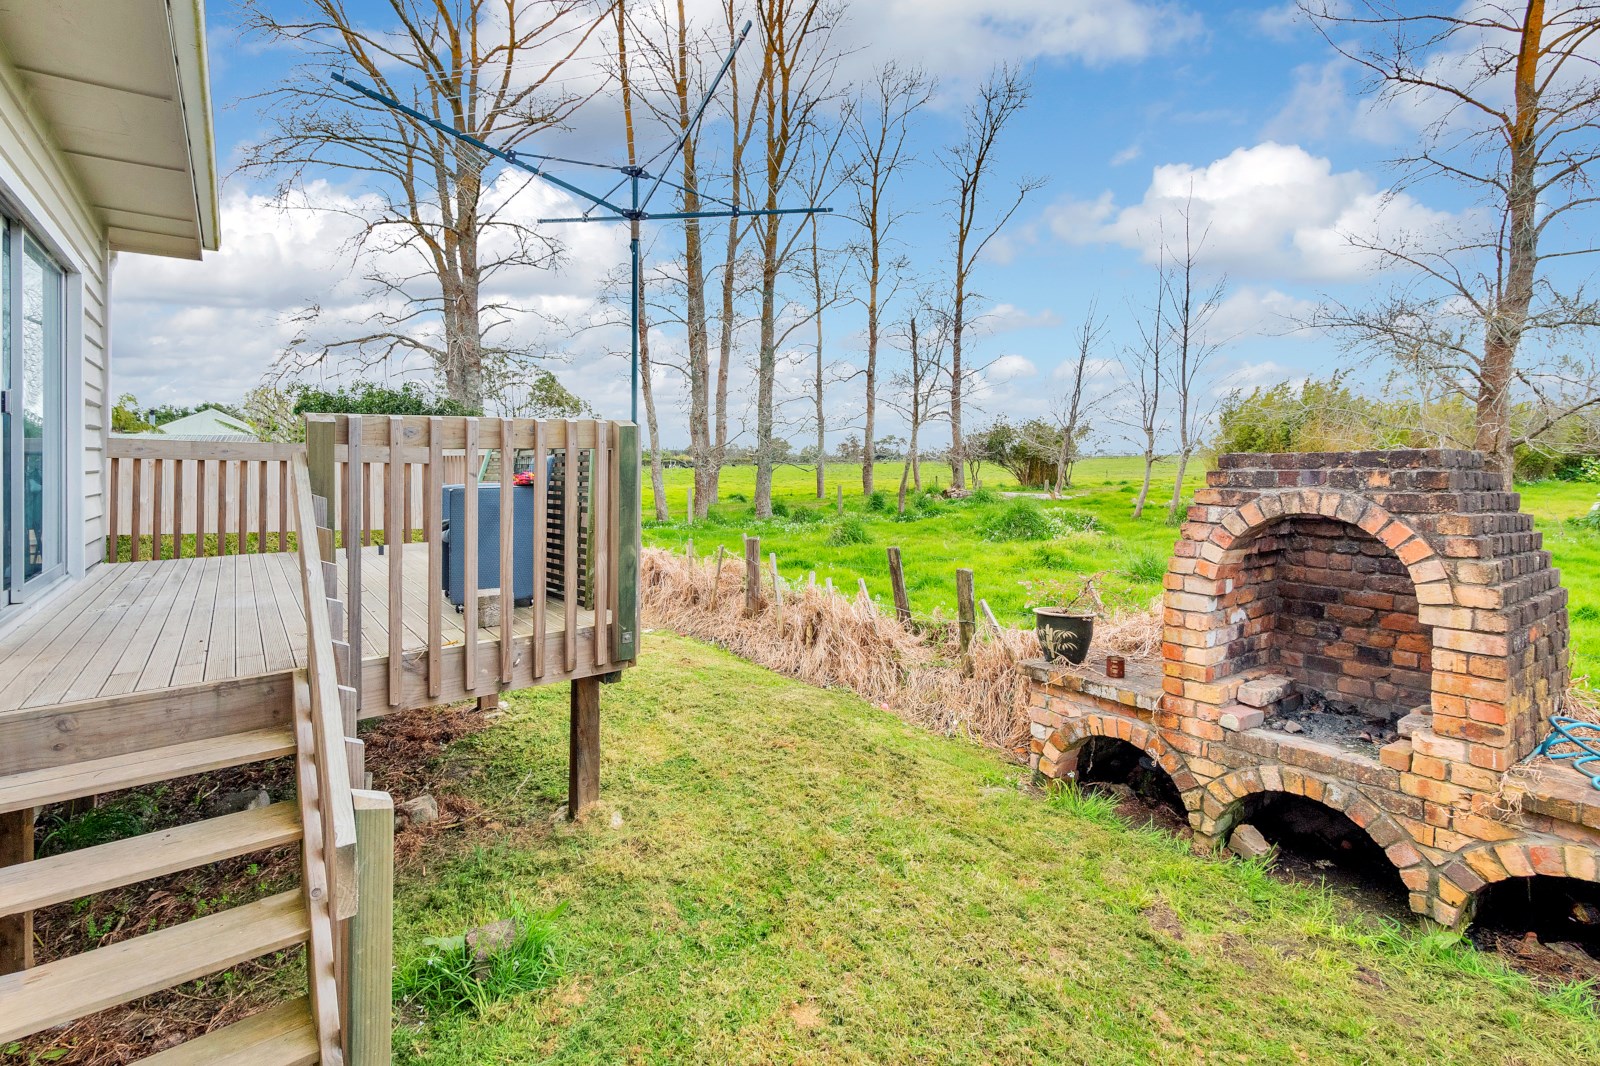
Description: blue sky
111,1,1505,452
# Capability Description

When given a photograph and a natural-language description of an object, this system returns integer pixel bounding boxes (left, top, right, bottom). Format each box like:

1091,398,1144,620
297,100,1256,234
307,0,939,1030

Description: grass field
643,458,1600,677
390,633,1600,1065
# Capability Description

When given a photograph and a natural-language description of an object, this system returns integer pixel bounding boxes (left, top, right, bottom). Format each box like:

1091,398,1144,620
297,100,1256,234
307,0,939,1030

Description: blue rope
1536,715,1600,791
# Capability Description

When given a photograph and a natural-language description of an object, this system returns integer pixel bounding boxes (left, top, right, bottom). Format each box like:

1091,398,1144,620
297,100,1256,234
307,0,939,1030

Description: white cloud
988,353,1038,381
1048,142,1457,283
1110,143,1143,166
1262,60,1349,142
985,304,1062,332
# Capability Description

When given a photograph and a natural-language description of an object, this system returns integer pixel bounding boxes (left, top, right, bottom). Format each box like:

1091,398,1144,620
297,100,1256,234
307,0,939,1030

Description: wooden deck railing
106,435,468,561
305,414,641,715
106,436,300,560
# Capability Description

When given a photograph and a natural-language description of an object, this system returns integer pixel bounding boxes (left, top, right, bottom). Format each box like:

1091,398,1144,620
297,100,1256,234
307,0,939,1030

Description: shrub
787,507,824,525
770,499,791,518
981,501,1058,541
967,486,1001,504
912,491,945,515
1124,547,1168,583
394,905,565,1018
1054,509,1102,533
1570,497,1600,531
865,489,891,513
826,516,872,546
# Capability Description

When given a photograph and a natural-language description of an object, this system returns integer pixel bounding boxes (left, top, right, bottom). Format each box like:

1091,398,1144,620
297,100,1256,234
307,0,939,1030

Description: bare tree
802,209,852,497
887,295,951,512
747,0,842,517
1303,1,1600,479
845,62,933,496
632,0,723,515
1115,256,1167,520
1052,303,1107,496
1162,199,1226,521
614,0,670,519
941,64,1043,489
240,0,611,409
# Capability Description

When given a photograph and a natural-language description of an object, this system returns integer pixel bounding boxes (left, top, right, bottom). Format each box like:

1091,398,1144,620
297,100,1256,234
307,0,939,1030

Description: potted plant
1024,572,1106,665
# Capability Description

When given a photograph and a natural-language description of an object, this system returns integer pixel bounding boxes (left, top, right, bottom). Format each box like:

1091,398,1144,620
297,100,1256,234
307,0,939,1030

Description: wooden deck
0,546,594,715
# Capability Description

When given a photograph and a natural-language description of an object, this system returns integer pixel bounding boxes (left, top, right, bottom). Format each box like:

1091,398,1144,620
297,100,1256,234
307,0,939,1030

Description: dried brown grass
642,548,1161,756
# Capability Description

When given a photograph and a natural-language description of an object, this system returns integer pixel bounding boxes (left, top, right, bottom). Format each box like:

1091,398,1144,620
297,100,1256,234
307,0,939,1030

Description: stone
610,810,624,829
204,788,270,817
1229,823,1275,860
478,590,502,627
1282,720,1304,734
397,794,439,827
1238,675,1295,708
1396,710,1428,738
1219,707,1265,732
465,917,522,977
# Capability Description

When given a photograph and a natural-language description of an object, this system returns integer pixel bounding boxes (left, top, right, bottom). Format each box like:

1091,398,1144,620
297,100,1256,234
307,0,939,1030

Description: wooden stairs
0,454,392,1064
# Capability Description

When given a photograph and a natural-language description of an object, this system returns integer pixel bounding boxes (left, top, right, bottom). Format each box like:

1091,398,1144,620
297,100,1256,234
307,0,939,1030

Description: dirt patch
1142,900,1186,940
3,699,498,1066
1473,928,1600,985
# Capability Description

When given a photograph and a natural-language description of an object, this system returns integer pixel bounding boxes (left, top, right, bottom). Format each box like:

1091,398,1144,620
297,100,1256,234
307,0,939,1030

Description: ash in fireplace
1264,688,1400,754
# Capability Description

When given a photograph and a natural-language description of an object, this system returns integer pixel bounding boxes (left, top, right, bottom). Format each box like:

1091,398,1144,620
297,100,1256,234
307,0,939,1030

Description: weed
1055,509,1103,533
1124,546,1169,583
826,516,873,546
394,904,565,1018
1545,979,1600,1021
1044,781,1124,827
982,500,1059,541
866,489,891,513
37,795,160,856
967,485,1001,504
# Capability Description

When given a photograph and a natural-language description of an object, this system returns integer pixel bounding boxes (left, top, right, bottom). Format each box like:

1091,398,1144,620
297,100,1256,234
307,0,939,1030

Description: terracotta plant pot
1034,608,1094,665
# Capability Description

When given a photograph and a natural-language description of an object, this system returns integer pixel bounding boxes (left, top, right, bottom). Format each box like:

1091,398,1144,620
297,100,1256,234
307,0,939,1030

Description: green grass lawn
391,633,1600,1064
644,459,1600,676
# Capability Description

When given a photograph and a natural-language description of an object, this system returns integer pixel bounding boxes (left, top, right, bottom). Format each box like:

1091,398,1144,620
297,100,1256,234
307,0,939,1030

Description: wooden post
835,484,843,516
744,536,762,614
614,423,641,663
857,577,870,600
347,789,393,1066
956,568,976,661
711,545,726,605
686,485,694,523
887,546,911,625
0,809,33,973
568,677,601,819
956,568,978,676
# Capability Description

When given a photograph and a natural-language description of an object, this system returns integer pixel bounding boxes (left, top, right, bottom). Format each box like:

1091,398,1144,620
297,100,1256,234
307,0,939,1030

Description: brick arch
1186,489,1456,611
1442,840,1600,897
1194,766,1428,880
1037,713,1200,806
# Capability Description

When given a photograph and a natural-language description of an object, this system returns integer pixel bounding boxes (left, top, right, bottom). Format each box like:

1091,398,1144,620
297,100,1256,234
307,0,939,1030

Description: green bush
981,501,1059,541
770,499,791,518
1124,547,1169,583
912,491,945,515
826,516,872,546
787,507,824,525
394,905,565,1018
967,486,1001,505
865,489,891,513
1055,509,1102,533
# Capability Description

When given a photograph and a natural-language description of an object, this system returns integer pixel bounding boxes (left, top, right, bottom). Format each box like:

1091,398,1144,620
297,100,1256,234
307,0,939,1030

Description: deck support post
0,808,33,973
477,692,501,713
568,676,601,819
347,789,394,1066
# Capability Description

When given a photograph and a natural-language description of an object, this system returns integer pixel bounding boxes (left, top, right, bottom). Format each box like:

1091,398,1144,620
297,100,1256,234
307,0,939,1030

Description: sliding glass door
1,216,65,610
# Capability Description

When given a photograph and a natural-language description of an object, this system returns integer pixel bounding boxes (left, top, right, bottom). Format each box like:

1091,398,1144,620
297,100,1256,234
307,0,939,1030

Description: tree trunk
862,244,879,496
1133,436,1155,519
754,216,781,519
949,280,966,490
636,223,669,521
1474,1,1545,484
676,0,714,518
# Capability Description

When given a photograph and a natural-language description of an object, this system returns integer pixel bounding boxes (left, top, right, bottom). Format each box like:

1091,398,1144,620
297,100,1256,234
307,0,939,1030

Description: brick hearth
1022,449,1599,925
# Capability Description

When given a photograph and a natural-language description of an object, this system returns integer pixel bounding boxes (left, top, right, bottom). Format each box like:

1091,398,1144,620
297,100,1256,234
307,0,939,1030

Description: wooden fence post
956,568,976,662
744,536,762,614
887,546,911,625
347,789,393,1066
835,484,843,516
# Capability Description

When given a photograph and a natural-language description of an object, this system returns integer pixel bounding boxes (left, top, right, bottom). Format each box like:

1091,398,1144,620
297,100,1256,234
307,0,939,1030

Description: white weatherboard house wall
0,0,218,622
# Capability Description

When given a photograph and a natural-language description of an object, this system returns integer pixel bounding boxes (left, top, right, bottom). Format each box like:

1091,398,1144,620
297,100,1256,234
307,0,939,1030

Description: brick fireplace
1023,450,1599,926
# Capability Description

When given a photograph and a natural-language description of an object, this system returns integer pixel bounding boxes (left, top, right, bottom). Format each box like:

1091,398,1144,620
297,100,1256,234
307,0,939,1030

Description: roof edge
165,0,219,252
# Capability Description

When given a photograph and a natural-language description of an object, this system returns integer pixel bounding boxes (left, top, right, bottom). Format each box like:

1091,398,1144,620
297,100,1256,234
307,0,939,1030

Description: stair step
0,727,296,815
0,802,302,917
136,996,319,1066
0,889,309,1044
